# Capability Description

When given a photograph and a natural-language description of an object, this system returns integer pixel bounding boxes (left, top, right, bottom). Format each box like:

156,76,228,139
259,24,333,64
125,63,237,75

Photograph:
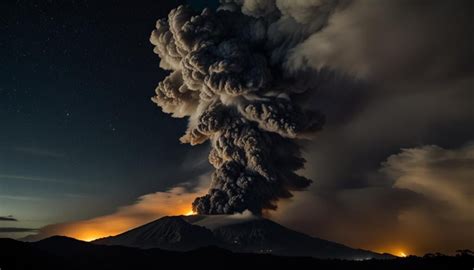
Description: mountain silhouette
1,236,472,270
93,216,217,250
93,215,391,259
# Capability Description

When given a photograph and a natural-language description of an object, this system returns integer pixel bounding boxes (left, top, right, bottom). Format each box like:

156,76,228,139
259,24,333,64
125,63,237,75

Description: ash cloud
383,144,474,223
237,0,472,255
150,4,325,215
284,0,473,82
271,144,474,255
148,0,472,254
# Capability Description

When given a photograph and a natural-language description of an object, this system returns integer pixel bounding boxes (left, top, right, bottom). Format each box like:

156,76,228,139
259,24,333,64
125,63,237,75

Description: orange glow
80,234,104,242
32,186,207,242
372,246,411,257
184,210,196,216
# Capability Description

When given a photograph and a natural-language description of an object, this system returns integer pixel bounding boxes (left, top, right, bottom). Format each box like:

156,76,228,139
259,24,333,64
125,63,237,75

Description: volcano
93,214,392,260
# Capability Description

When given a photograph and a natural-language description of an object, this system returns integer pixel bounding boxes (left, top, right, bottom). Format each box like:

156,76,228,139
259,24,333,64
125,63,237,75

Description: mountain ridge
93,215,393,259
3,237,472,270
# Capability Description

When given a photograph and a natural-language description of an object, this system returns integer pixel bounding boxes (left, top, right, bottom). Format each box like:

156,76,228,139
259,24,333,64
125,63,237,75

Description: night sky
1,0,472,256
0,0,216,232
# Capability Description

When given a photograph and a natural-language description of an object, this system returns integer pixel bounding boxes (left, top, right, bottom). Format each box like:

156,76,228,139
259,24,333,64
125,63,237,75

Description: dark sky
0,0,216,231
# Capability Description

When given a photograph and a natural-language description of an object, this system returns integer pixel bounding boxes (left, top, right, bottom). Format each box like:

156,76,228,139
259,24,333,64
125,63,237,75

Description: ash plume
149,3,328,215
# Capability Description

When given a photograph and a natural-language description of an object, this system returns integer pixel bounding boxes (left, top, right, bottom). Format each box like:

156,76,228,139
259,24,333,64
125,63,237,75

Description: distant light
74,231,104,242
184,210,195,216
353,257,372,261
400,252,407,257
82,236,100,242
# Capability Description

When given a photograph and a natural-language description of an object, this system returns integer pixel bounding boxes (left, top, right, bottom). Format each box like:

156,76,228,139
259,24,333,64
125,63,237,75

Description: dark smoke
150,5,324,214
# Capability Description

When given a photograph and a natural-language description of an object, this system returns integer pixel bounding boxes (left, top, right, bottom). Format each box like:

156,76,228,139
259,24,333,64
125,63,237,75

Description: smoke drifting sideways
149,4,328,215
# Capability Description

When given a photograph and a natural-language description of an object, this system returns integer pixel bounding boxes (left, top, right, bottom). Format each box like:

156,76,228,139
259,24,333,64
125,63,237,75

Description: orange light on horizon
374,246,412,257
67,229,109,242
56,206,196,242
35,186,208,243
53,207,198,242
184,210,196,216
81,235,101,242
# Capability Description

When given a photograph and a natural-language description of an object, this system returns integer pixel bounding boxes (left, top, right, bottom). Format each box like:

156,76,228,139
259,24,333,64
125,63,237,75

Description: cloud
246,0,474,256
163,0,471,217
0,174,69,184
140,0,474,255
150,4,324,215
0,216,18,222
0,227,37,233
285,0,473,82
0,195,42,201
23,175,210,242
269,144,474,256
383,144,474,223
192,210,258,230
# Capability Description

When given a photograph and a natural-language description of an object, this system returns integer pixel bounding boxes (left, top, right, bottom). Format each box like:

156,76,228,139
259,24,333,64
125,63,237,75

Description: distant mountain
93,216,217,250
93,215,391,259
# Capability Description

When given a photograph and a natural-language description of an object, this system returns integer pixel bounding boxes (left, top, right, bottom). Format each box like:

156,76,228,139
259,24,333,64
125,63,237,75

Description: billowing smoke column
150,2,329,215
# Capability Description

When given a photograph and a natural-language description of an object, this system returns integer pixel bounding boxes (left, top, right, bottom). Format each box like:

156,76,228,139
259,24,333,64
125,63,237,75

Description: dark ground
0,237,472,270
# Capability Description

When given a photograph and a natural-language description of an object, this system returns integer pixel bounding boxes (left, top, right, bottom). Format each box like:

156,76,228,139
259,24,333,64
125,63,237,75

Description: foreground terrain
1,236,472,270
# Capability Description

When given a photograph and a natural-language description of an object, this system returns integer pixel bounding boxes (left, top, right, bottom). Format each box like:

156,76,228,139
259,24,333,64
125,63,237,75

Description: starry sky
0,0,217,236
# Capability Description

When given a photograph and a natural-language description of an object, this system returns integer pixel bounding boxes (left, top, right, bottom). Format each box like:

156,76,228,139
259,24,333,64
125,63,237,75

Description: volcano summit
93,213,392,260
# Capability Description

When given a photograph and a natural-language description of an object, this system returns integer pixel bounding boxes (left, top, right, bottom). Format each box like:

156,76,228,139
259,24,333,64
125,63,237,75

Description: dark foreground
1,237,472,270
